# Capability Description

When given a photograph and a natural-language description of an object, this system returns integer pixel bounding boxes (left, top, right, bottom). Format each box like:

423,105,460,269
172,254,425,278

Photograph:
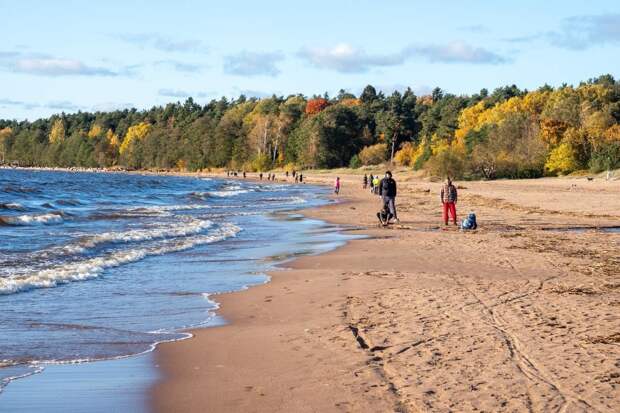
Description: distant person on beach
243,171,246,178
363,174,368,189
368,174,374,192
295,175,299,183
379,171,398,223
259,172,263,180
292,170,296,178
299,174,303,183
334,177,340,194
286,171,289,177
441,177,458,226
372,176,380,194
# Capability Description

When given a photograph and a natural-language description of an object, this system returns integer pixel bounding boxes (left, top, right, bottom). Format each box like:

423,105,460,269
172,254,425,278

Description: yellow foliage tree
603,124,620,143
545,143,579,175
455,101,486,145
338,98,360,107
49,119,66,144
410,142,429,167
358,143,387,165
87,124,103,139
119,122,151,155
430,134,450,156
521,90,551,115
176,159,187,171
106,129,120,147
0,127,12,161
394,142,417,166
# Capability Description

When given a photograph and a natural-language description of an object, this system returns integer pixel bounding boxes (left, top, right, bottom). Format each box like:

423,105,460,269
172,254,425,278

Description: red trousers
443,202,457,224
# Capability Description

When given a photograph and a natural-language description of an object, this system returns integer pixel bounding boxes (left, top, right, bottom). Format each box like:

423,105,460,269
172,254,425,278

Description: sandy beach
151,173,620,412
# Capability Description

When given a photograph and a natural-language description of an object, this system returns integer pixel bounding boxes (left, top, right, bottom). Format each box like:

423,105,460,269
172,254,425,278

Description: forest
1,74,619,179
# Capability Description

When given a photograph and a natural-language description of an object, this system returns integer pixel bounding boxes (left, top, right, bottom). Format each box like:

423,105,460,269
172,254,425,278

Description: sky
1,0,620,120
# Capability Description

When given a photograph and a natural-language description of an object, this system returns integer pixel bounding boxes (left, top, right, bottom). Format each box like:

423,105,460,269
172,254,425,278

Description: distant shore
151,173,620,412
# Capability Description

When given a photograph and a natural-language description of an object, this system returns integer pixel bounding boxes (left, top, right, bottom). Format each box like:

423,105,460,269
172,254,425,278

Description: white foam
80,218,213,248
0,203,24,210
126,204,208,213
0,224,240,295
1,213,63,225
208,189,250,197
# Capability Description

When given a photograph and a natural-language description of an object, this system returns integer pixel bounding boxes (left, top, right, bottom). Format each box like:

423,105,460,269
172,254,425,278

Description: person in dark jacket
379,171,398,223
363,174,368,189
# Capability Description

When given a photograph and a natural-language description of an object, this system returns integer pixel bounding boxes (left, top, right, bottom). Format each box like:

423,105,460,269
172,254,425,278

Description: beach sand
152,174,620,412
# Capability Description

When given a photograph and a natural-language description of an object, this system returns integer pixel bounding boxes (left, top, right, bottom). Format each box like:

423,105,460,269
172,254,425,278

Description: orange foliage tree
305,98,328,115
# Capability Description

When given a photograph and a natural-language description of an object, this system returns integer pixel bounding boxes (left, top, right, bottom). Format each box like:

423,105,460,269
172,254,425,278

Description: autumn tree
49,118,66,144
305,98,329,115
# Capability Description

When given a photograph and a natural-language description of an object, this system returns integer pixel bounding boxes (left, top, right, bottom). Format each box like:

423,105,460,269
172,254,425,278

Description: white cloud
158,88,191,98
223,51,284,77
0,52,120,77
548,14,620,50
12,58,117,76
298,43,405,73
407,41,508,64
117,33,209,54
298,41,508,73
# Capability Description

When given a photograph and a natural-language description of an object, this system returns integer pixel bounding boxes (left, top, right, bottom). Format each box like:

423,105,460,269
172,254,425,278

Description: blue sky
1,0,619,120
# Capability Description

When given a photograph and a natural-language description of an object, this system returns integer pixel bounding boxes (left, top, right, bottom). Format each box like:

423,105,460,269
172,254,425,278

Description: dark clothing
382,196,397,219
379,177,397,198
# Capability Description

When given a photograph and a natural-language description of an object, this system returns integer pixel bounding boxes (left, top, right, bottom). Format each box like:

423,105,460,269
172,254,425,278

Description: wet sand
152,174,620,412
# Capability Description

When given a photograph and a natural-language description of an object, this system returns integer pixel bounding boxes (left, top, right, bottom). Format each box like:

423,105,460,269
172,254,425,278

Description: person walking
372,175,380,195
440,177,458,226
379,171,398,223
368,174,374,193
363,174,368,189
334,177,340,195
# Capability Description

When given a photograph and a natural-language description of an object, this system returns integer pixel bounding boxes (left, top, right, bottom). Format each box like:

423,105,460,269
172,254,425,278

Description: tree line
1,74,619,179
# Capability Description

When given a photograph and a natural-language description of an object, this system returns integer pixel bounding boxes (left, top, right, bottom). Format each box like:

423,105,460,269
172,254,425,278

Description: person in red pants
440,177,458,225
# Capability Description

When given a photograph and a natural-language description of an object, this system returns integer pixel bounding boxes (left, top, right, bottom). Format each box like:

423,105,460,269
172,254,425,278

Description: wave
3,185,41,194
0,202,25,211
189,185,251,199
0,223,240,295
260,196,307,205
0,212,64,226
88,204,210,220
208,189,250,197
55,199,82,206
78,218,213,249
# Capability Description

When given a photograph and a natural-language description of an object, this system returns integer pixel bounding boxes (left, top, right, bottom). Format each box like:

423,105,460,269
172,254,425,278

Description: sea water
0,169,350,407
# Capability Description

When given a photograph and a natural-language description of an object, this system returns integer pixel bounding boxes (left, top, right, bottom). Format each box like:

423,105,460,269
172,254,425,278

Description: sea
0,168,350,411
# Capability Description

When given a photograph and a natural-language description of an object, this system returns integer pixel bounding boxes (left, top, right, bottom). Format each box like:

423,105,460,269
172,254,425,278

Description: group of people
359,172,399,226
358,172,475,229
227,170,304,183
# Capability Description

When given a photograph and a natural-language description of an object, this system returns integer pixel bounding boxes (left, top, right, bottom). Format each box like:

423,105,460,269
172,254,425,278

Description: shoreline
151,174,620,412
0,172,338,406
